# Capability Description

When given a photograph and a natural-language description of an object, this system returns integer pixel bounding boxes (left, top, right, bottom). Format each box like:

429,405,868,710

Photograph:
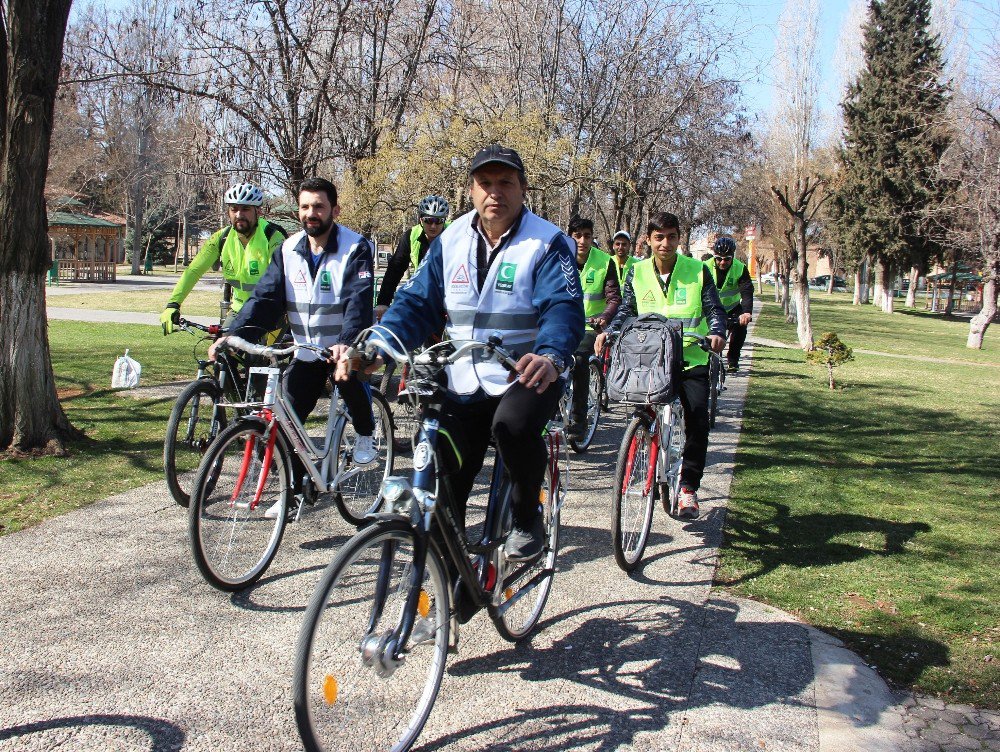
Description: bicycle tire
660,403,685,515
708,358,720,429
490,459,562,641
164,379,226,507
612,413,656,571
333,389,396,527
294,521,449,752
188,419,291,591
569,360,602,453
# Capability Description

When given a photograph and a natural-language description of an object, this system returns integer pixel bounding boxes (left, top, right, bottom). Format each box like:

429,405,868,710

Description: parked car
809,275,847,290
760,272,777,284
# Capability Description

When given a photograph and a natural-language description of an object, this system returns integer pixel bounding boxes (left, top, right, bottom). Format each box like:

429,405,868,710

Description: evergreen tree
832,0,951,312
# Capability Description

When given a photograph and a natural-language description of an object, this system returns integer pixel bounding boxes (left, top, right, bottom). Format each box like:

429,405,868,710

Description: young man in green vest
596,212,726,519
160,183,287,333
568,216,620,439
375,194,450,321
704,236,754,372
611,230,637,285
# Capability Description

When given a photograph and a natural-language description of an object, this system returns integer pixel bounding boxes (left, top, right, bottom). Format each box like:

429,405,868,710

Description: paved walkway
1,314,997,750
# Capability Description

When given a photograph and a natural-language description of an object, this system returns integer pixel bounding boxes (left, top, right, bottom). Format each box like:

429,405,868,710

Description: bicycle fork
230,410,277,511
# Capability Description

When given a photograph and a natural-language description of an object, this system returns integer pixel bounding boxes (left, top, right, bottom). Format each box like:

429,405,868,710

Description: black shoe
727,363,740,373
505,515,546,562
567,416,587,439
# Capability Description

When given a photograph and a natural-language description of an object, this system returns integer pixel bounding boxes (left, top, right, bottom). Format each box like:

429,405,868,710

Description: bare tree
0,0,80,454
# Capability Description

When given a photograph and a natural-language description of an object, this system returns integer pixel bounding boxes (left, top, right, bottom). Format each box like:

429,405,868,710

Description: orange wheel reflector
322,675,338,705
504,587,514,600
539,489,548,504
417,590,430,618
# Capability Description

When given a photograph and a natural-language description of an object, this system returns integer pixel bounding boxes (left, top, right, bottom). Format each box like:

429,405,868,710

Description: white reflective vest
282,227,368,362
441,210,558,396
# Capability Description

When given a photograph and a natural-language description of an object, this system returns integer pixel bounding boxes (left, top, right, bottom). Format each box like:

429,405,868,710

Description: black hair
646,211,681,235
568,216,594,234
298,177,338,206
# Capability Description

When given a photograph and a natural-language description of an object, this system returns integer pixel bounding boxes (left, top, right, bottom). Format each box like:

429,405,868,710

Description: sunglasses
421,217,444,225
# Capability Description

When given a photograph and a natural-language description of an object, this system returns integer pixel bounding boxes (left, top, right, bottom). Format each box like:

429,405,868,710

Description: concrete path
1,321,996,751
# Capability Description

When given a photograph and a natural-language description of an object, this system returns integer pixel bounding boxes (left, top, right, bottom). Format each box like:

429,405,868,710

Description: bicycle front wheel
570,360,602,453
490,459,562,641
334,389,396,527
294,521,449,752
188,419,291,591
612,413,656,572
164,379,226,507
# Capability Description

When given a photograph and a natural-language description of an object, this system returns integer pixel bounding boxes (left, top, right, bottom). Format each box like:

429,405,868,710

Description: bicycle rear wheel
294,521,449,752
490,460,562,641
569,361,602,453
334,389,396,527
164,379,226,507
612,413,656,572
188,419,290,591
708,358,720,429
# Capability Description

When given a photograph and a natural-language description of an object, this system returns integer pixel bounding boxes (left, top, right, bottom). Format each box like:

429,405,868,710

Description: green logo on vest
224,260,235,275
585,270,595,284
249,260,260,276
496,262,517,292
674,288,687,304
320,270,332,292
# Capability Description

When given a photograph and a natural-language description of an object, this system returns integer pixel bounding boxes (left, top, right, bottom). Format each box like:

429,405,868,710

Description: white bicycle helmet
224,183,264,207
417,194,449,219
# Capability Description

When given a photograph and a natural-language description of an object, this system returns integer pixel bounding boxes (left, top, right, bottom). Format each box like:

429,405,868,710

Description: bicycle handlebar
178,318,224,337
349,326,520,375
223,336,327,361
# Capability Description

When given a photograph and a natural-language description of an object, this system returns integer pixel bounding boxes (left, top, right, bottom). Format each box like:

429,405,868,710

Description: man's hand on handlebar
594,331,607,357
708,335,725,354
334,346,382,382
207,336,227,362
509,353,558,394
738,313,752,327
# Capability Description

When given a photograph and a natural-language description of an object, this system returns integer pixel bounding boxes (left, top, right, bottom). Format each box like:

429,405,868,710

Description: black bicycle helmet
713,236,737,257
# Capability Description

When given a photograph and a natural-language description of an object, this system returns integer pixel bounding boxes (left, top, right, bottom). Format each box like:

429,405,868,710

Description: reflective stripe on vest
705,257,745,312
281,227,366,362
580,247,611,318
631,254,709,368
441,210,556,396
221,219,278,312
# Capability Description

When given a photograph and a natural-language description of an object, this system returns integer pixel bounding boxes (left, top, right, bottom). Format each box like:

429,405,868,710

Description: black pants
726,309,748,367
440,381,563,529
283,359,375,488
678,365,710,492
571,330,598,422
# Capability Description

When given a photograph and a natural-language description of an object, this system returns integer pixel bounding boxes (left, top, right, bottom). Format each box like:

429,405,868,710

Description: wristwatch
540,353,567,372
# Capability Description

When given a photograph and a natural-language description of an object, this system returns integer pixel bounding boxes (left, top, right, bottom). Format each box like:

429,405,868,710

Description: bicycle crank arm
494,567,555,614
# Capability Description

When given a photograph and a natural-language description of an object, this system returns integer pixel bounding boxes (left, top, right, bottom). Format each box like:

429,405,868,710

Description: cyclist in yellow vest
611,230,638,285
704,236,754,372
568,216,620,440
595,211,726,519
160,183,287,334
375,194,450,322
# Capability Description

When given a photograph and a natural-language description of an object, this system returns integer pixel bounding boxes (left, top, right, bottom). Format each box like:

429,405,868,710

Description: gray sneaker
409,616,437,647
504,515,546,561
353,434,377,465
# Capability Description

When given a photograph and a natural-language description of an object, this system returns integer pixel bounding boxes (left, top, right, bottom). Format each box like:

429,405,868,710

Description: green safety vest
409,221,451,270
631,254,709,368
580,246,612,319
613,254,637,286
220,220,284,311
704,256,746,313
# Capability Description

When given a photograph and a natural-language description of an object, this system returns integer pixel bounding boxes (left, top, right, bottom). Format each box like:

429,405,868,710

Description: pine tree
832,0,951,313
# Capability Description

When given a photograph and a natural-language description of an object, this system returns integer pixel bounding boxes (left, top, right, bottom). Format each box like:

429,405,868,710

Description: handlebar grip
225,336,269,357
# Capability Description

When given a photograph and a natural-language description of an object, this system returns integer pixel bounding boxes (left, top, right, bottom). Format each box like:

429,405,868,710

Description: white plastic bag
111,349,141,388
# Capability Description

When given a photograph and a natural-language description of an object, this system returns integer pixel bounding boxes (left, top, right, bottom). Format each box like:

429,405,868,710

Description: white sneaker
263,495,300,520
263,499,284,519
353,434,377,465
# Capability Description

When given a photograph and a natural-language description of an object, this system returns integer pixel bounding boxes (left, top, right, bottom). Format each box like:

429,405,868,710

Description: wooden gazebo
48,200,125,282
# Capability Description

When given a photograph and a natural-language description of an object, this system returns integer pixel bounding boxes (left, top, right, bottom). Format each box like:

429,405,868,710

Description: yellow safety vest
580,247,612,320
631,254,709,368
704,257,746,313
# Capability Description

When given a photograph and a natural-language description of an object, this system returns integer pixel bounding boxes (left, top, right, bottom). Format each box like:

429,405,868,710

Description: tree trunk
853,266,863,305
828,361,835,390
905,263,920,308
792,218,813,348
873,256,887,310
861,257,871,303
782,272,793,320
0,0,79,454
967,261,998,349
944,257,959,315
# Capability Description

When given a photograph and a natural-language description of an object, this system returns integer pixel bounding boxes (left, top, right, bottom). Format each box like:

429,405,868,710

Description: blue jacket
379,209,585,399
229,225,374,344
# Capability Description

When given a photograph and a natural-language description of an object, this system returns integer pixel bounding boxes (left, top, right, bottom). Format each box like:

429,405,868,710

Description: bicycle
293,331,567,752
610,333,709,572
163,318,256,507
707,348,726,430
187,337,395,591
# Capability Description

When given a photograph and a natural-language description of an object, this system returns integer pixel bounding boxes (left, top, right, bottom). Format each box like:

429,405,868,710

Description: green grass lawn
719,296,1000,707
47,289,223,318
0,321,205,534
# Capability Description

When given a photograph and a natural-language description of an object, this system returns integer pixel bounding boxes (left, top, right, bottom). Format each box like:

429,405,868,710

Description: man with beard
161,183,287,333
211,178,378,512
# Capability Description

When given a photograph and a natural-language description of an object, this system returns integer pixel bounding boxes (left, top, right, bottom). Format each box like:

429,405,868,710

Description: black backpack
605,313,684,404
